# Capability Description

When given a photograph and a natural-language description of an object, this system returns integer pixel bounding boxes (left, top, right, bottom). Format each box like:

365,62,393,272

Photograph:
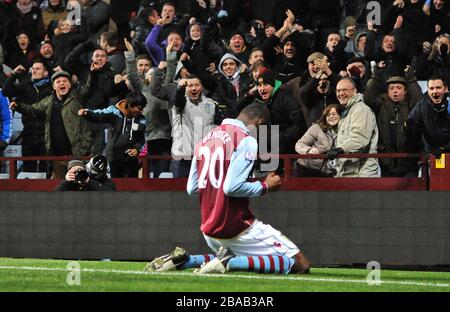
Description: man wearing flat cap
364,65,423,176
10,70,92,178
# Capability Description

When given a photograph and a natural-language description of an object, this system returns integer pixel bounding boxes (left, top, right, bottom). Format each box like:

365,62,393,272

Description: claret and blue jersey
187,118,266,239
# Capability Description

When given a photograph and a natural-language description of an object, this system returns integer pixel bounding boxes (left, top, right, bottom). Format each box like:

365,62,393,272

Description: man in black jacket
212,53,245,118
262,10,310,84
405,76,450,158
76,49,117,156
364,67,423,176
364,21,408,78
323,31,352,75
254,69,307,156
3,61,52,172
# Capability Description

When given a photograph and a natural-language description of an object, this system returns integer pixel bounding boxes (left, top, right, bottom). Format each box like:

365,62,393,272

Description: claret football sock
181,254,216,269
227,255,294,274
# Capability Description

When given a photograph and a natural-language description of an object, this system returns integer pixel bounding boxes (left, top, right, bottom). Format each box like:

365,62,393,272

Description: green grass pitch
1,258,450,292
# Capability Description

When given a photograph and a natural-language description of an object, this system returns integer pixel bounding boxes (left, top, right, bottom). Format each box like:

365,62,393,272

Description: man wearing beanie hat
67,159,85,171
27,40,58,76
226,31,250,64
252,68,306,157
9,69,92,179
39,41,54,59
257,69,276,88
364,65,423,176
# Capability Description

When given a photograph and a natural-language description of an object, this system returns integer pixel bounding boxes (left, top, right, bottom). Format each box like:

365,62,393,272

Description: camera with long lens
86,155,108,180
75,168,89,183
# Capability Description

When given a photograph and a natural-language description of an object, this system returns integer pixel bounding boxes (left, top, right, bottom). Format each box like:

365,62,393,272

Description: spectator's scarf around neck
16,1,34,14
32,77,50,87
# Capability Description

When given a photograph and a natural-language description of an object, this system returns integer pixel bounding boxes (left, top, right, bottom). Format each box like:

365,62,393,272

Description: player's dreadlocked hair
240,103,270,124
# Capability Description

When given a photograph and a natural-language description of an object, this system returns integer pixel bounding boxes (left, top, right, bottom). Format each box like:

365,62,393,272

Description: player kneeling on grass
144,103,310,274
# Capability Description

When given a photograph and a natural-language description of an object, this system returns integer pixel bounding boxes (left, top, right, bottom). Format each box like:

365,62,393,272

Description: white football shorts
203,219,300,258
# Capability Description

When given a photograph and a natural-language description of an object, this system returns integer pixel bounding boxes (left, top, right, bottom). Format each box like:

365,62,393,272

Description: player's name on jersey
202,129,232,144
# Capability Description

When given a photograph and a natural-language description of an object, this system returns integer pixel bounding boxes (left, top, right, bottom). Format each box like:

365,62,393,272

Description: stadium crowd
0,0,449,178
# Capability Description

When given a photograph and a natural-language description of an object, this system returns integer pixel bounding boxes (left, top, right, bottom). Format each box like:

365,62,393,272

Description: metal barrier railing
0,152,427,179
0,153,433,191
257,152,425,178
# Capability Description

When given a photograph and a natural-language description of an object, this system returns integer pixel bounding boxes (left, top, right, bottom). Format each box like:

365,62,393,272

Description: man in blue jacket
78,91,147,178
0,90,12,160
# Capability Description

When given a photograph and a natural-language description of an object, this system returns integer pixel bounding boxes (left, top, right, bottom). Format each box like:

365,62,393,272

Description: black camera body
75,168,89,183
71,155,108,184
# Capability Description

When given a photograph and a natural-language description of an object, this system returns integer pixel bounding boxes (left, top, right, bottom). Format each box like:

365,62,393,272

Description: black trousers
88,122,108,156
21,135,47,172
147,139,172,178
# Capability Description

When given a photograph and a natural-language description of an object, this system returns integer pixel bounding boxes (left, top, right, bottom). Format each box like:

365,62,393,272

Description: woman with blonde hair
294,104,341,177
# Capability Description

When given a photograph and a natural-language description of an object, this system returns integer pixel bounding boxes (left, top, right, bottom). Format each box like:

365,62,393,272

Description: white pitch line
0,265,449,288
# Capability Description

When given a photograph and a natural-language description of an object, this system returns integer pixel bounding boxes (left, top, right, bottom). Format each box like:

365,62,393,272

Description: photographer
55,156,117,191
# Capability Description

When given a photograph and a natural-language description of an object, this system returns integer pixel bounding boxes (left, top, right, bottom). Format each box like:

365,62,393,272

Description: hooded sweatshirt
218,53,243,96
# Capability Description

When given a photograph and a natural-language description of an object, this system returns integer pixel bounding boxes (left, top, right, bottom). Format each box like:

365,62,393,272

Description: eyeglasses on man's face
336,87,354,93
